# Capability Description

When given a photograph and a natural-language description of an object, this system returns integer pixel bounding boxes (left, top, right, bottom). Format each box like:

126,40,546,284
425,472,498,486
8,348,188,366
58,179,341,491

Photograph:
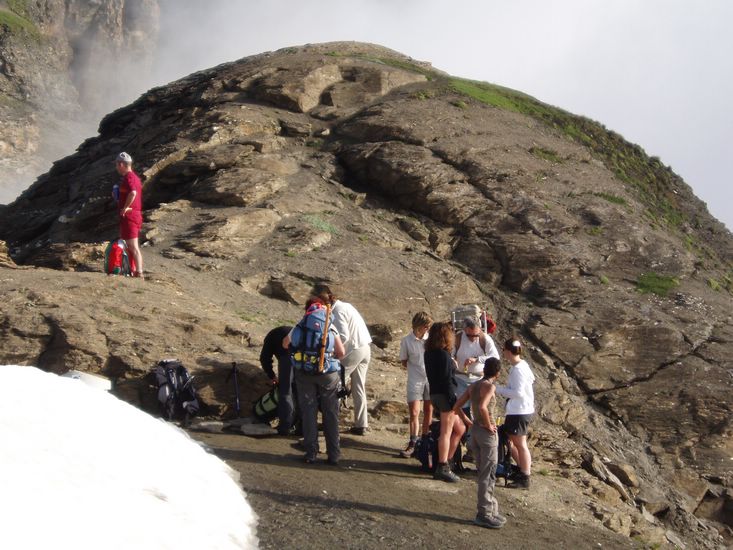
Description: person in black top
425,322,467,483
259,325,297,435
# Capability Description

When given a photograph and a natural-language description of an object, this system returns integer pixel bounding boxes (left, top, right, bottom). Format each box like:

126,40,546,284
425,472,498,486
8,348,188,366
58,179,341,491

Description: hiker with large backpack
113,152,144,279
259,325,298,435
454,357,506,529
284,300,345,465
424,322,466,482
453,316,499,406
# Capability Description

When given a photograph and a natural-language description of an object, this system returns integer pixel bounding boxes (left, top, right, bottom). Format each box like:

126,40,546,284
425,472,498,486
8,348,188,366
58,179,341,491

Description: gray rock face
0,42,731,548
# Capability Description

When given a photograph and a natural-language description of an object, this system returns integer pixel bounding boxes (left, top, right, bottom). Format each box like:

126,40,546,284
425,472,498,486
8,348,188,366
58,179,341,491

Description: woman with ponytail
496,338,535,489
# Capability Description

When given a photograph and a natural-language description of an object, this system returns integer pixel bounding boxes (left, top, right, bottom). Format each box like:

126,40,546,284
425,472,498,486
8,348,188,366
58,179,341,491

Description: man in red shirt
114,152,144,278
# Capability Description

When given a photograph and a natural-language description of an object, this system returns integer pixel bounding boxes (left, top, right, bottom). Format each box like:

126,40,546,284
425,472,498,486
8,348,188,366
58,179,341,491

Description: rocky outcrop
0,0,159,202
0,42,731,547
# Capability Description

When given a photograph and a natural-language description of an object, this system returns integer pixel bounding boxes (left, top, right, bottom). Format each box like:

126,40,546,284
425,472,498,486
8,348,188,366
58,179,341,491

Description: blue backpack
289,304,339,374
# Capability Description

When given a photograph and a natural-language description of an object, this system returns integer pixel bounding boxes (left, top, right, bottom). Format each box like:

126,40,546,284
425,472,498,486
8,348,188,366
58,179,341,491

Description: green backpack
253,386,279,422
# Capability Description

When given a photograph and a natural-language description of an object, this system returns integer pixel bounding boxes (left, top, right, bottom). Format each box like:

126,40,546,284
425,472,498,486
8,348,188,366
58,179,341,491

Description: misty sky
149,0,732,229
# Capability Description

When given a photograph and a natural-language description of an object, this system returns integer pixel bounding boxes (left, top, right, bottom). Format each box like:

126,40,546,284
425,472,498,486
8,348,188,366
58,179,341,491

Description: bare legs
508,434,531,475
437,410,466,463
125,237,144,276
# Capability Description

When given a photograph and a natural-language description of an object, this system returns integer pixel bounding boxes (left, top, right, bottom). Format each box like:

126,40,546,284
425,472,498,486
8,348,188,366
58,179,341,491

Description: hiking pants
276,355,296,432
342,344,371,429
470,424,499,518
294,370,340,462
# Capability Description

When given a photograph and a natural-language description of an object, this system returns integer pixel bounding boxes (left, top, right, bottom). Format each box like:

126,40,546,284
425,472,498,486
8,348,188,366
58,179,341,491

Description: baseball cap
116,152,133,164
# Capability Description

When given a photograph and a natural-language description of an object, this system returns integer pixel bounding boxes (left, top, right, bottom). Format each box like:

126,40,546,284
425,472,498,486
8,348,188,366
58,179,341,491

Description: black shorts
504,414,533,436
430,394,455,414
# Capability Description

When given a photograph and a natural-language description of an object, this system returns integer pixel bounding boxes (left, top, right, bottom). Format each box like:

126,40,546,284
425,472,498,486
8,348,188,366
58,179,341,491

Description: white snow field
0,366,258,549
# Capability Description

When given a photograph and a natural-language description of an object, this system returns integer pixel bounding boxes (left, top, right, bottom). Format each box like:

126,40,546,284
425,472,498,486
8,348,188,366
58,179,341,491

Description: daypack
154,359,199,424
289,303,339,375
450,304,496,334
252,385,279,422
413,421,465,473
495,424,521,484
104,239,136,276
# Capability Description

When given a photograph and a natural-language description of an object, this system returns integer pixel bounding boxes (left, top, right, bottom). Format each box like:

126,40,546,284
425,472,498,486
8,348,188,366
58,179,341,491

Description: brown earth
0,42,732,548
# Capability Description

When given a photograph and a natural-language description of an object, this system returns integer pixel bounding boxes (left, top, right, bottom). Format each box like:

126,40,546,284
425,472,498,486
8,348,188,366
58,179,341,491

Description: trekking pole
229,362,241,417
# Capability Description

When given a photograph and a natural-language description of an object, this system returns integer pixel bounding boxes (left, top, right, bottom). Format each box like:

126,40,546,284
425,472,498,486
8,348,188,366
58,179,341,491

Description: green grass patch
585,226,603,236
707,278,721,291
0,8,40,38
530,147,563,163
592,192,627,205
237,312,259,323
599,274,609,285
451,99,468,109
304,214,339,235
636,273,679,296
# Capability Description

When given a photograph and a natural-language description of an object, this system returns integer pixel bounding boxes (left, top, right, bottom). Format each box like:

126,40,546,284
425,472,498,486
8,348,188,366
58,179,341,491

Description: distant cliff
0,0,159,202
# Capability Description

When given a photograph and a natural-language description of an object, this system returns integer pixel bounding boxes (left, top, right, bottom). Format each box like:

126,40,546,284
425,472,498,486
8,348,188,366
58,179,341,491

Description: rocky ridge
0,42,731,547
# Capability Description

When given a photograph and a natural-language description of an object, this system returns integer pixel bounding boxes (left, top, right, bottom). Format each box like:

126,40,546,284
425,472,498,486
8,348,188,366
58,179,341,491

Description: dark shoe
326,457,340,466
399,441,416,458
433,464,460,483
304,455,316,464
507,473,530,489
473,515,503,529
349,426,367,436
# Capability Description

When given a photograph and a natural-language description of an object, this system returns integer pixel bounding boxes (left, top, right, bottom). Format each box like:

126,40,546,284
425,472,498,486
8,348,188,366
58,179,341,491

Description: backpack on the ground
252,385,279,423
495,424,521,484
154,359,199,424
104,239,136,276
413,421,465,473
289,303,339,375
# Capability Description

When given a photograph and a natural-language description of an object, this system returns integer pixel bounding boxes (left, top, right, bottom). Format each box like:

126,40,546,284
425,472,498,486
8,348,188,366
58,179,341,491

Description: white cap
116,152,132,164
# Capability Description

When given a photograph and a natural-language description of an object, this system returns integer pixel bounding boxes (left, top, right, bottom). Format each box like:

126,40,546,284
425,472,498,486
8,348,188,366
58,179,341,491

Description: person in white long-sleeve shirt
312,283,372,435
495,338,535,489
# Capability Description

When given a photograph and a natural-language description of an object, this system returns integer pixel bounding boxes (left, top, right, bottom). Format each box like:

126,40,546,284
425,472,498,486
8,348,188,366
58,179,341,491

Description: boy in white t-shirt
398,311,433,458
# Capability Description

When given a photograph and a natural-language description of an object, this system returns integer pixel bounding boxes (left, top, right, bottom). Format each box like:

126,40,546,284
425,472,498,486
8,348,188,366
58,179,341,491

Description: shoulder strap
318,304,332,371
455,331,463,352
479,333,487,351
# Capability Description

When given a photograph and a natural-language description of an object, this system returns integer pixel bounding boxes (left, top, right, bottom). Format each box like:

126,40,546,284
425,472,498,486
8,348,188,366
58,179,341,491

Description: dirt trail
193,428,635,549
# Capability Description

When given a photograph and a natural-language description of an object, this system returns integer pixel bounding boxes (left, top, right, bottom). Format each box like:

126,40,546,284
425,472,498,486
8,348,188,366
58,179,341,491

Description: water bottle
112,184,119,201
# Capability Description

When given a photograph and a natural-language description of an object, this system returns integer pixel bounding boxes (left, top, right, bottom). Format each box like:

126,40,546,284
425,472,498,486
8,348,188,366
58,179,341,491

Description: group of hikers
260,286,536,530
111,151,535,530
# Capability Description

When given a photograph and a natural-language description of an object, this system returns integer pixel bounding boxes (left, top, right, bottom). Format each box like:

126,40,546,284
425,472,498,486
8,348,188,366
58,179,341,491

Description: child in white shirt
398,311,433,457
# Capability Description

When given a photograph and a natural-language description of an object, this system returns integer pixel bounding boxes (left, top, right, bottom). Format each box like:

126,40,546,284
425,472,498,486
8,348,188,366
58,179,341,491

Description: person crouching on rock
495,338,535,489
454,357,506,529
424,321,466,482
114,152,144,279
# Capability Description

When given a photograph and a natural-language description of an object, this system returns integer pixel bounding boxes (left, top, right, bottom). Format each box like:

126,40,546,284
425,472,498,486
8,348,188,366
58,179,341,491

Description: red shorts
120,216,142,240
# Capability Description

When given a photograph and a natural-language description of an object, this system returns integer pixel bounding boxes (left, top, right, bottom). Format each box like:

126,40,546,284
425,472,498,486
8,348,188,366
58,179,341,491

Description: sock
409,435,417,444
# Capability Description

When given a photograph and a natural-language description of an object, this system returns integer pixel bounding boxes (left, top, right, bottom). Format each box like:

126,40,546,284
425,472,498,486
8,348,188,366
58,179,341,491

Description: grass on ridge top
0,3,40,40
635,273,679,296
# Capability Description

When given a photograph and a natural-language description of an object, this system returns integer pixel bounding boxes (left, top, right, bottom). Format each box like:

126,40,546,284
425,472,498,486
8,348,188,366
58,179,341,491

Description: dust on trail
193,429,634,549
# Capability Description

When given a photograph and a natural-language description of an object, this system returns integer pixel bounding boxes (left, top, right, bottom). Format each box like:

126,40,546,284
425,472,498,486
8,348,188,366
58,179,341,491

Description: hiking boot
399,441,416,458
492,513,507,525
473,515,504,529
433,463,460,483
303,455,316,464
349,426,368,436
326,457,340,466
507,473,530,489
